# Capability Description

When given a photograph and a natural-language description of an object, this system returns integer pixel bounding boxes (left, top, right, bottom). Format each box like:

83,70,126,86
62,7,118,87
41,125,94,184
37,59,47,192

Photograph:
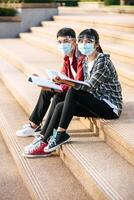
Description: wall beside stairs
0,3,58,38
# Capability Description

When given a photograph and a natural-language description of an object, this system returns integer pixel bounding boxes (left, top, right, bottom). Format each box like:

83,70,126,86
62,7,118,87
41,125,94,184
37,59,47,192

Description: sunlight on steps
0,8,134,200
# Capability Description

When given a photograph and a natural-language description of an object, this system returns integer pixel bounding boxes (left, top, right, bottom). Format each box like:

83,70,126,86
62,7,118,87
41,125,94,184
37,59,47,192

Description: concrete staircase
0,131,32,200
20,15,134,87
0,9,134,200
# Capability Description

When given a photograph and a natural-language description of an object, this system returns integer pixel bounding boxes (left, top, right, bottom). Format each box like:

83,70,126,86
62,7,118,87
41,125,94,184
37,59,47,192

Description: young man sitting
16,28,84,156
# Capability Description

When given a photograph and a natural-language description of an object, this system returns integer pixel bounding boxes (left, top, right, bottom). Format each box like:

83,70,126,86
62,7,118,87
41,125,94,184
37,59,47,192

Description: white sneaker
16,123,41,137
24,134,44,152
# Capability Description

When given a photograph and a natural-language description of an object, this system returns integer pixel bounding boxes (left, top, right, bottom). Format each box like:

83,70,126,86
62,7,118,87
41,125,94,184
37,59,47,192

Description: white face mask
58,43,72,55
78,43,95,56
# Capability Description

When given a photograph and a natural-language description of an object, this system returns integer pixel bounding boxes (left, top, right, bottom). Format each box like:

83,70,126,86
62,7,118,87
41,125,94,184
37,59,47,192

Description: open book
46,69,89,87
28,75,62,91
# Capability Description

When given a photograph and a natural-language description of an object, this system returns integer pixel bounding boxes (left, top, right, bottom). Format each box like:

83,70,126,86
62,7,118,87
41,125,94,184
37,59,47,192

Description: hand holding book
53,76,75,87
28,70,89,92
46,69,89,87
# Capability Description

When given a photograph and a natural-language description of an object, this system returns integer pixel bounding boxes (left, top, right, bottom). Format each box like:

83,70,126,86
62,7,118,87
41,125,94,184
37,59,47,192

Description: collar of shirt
64,48,77,72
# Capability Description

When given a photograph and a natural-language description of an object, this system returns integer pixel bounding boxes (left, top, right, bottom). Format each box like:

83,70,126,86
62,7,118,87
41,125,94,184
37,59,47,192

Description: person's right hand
52,76,62,84
63,80,75,87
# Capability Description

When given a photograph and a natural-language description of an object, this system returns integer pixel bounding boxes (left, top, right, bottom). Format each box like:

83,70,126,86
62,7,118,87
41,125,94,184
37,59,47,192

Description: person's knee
40,89,52,97
55,102,64,113
52,93,60,104
65,87,76,101
51,94,63,110
40,89,46,96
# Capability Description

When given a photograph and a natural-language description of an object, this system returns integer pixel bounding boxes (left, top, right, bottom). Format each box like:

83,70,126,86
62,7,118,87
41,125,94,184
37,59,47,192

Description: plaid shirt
77,53,123,116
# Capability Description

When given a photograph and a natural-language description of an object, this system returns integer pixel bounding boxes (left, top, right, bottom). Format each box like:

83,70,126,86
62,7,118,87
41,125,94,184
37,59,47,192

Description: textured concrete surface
61,136,134,200
0,81,91,200
0,9,134,200
0,132,32,200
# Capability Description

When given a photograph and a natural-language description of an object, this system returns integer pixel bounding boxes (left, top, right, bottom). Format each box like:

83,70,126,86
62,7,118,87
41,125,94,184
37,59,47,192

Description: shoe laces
29,140,43,153
47,129,58,147
33,134,44,144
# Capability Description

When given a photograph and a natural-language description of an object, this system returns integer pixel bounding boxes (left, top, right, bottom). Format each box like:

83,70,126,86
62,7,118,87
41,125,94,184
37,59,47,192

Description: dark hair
57,27,76,39
78,28,103,53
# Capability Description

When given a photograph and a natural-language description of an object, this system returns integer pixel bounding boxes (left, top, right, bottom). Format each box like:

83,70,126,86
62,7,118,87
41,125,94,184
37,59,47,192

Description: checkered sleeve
76,58,109,92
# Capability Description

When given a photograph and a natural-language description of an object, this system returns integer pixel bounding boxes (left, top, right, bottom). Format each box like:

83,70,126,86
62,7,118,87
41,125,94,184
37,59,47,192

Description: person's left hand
63,80,75,87
52,76,75,87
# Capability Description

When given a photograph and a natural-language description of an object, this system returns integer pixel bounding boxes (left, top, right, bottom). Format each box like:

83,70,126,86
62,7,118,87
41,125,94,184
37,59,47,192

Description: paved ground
0,132,32,200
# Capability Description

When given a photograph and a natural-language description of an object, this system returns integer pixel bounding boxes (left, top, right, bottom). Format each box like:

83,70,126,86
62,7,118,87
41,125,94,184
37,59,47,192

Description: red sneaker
23,140,51,158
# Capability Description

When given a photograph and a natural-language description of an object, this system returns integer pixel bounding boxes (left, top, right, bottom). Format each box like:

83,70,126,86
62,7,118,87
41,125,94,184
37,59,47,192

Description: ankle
57,131,66,134
57,127,66,132
30,122,38,129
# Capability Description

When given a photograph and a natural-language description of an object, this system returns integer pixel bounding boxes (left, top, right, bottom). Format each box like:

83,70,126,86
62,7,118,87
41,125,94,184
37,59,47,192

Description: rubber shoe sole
22,152,52,158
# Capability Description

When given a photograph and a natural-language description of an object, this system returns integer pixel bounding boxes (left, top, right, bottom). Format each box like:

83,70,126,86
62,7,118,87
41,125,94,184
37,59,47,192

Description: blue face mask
58,43,72,55
78,43,95,56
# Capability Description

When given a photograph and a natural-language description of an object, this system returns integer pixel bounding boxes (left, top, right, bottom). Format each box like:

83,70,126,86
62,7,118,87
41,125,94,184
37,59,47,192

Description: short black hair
57,27,76,39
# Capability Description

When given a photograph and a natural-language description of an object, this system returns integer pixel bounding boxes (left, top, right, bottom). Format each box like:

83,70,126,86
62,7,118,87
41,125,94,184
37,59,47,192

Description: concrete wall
0,21,21,38
0,4,58,38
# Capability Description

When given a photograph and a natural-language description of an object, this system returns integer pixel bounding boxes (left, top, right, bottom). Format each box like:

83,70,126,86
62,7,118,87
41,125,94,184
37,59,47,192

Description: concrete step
0,39,62,76
0,39,134,166
53,15,134,33
0,37,133,89
0,132,32,200
0,81,90,200
0,53,39,115
31,24,134,67
81,83,134,167
20,20,134,65
0,61,134,200
112,60,134,87
0,40,134,166
103,85,134,165
18,33,134,87
78,2,101,8
58,6,104,15
41,21,134,47
19,33,60,56
60,136,134,200
20,31,134,66
58,5,134,15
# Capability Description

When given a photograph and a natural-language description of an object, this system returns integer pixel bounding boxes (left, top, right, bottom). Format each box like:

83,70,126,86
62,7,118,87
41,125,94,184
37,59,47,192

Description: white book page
28,75,62,91
46,69,89,87
46,69,68,80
